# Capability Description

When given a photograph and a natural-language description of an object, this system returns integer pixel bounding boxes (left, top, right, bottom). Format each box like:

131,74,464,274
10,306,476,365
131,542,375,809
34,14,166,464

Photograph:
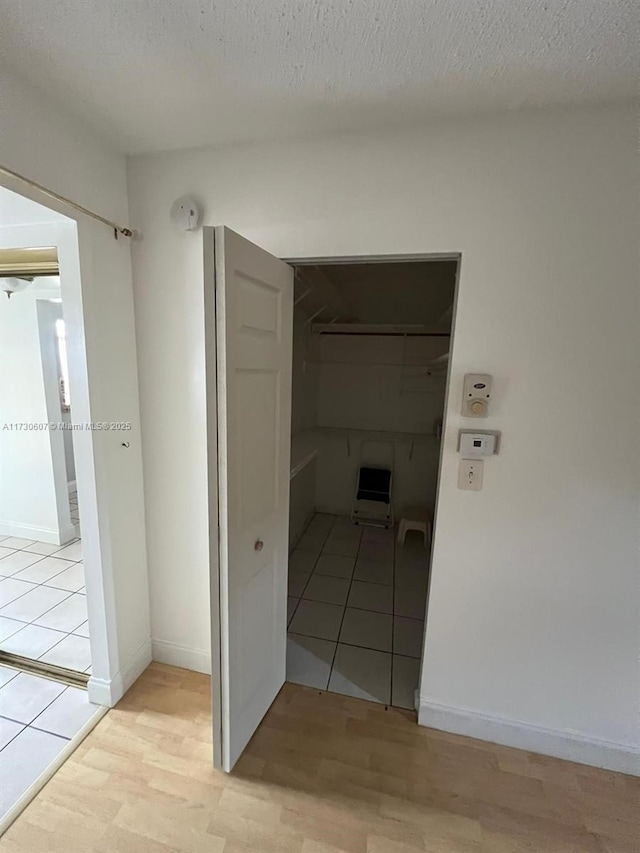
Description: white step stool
397,507,432,547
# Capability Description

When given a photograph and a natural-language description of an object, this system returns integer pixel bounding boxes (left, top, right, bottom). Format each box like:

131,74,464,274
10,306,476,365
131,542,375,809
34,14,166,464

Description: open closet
286,259,458,709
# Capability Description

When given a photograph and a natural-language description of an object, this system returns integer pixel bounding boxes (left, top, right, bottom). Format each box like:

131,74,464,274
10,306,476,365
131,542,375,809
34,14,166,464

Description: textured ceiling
0,0,636,154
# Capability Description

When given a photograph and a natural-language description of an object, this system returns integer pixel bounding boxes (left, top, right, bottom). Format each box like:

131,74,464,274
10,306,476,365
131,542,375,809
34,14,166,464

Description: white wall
289,321,319,548
315,334,446,516
128,102,639,771
0,291,72,543
1,75,151,706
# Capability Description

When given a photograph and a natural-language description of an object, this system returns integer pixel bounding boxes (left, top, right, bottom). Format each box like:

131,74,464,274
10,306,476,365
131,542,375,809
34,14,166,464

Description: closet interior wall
289,259,456,542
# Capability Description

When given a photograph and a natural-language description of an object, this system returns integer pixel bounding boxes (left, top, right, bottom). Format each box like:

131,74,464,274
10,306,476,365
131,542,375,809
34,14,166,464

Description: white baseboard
0,520,76,545
152,638,212,674
418,699,639,776
87,638,152,706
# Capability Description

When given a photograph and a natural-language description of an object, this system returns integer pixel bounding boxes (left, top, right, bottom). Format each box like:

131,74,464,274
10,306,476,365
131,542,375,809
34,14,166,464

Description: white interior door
206,226,293,771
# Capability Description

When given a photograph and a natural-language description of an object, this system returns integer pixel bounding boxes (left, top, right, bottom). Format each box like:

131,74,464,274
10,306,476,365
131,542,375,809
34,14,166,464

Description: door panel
206,226,293,771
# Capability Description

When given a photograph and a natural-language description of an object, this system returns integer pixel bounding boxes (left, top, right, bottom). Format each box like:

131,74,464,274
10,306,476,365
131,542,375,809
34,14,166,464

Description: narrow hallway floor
0,664,102,823
287,513,429,708
0,534,89,674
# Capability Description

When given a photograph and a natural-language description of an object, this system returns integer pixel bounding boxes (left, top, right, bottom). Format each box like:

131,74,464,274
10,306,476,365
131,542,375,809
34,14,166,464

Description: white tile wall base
0,522,77,547
418,699,640,776
151,638,212,675
87,638,153,707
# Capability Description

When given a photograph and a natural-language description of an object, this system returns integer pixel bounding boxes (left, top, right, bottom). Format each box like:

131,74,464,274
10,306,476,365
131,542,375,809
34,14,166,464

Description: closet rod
315,332,450,337
0,164,133,239
307,359,447,369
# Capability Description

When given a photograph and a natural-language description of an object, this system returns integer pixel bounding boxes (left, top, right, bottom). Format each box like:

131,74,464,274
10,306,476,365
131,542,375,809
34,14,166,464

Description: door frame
284,251,462,705
207,243,462,739
0,179,151,707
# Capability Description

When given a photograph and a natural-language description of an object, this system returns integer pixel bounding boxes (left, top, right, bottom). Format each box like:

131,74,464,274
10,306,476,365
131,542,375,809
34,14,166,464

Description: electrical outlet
458,458,483,491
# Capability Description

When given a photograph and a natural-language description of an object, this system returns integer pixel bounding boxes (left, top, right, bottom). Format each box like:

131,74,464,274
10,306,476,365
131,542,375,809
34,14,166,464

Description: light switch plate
458,458,483,490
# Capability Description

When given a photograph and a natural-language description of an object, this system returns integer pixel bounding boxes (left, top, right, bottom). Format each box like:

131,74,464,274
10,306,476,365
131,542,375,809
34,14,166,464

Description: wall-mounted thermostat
458,430,500,458
462,373,492,417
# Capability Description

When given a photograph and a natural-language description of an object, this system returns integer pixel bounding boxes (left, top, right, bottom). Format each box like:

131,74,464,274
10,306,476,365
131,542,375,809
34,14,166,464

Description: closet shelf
312,323,450,337
290,429,321,480
321,427,440,444
290,427,439,477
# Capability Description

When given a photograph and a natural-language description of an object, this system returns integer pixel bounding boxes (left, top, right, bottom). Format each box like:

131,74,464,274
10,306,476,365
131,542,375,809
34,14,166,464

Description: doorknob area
254,539,264,552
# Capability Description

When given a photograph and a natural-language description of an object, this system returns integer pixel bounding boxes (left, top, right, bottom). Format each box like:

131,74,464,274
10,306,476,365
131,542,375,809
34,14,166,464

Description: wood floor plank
2,663,637,852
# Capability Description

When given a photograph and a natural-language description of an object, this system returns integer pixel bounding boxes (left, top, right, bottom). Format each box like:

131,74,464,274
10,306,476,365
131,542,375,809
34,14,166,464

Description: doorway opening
207,227,459,769
285,257,459,709
0,188,106,823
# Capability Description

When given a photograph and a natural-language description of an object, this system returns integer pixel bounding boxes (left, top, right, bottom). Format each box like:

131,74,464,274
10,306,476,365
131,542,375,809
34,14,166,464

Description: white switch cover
458,459,483,490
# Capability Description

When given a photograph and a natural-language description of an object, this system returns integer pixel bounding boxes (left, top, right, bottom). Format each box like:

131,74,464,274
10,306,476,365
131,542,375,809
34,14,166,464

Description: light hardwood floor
2,663,637,852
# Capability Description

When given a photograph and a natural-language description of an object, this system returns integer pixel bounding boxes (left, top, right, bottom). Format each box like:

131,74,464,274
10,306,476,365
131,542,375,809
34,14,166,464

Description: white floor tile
314,554,355,579
1,537,36,550
32,686,100,738
22,541,62,557
339,608,392,652
302,574,350,606
287,597,299,626
331,517,360,534
361,527,394,545
0,716,24,749
0,727,68,815
347,580,393,614
288,570,311,598
0,551,45,577
289,549,318,573
34,593,87,632
295,533,324,556
0,547,16,561
394,585,427,620
42,562,85,592
40,634,92,671
1,624,68,658
0,666,20,687
392,655,420,710
306,514,335,535
52,540,83,562
328,644,391,705
393,616,424,658
0,585,71,623
0,672,66,724
0,536,8,542
322,537,360,558
0,615,24,642
286,633,335,690
353,558,393,586
12,556,77,585
358,541,394,564
288,599,344,642
0,577,39,607
72,620,90,639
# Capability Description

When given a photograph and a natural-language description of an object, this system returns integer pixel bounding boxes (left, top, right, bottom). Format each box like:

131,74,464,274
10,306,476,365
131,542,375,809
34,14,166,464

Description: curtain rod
0,165,133,239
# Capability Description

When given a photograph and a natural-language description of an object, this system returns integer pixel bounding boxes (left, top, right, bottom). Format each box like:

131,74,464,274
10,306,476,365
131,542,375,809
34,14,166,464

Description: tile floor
0,664,101,821
0,532,89,675
287,513,429,709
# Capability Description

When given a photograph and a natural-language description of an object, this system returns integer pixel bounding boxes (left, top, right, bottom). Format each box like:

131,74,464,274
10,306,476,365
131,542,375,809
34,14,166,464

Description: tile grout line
325,516,364,695
290,515,337,631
